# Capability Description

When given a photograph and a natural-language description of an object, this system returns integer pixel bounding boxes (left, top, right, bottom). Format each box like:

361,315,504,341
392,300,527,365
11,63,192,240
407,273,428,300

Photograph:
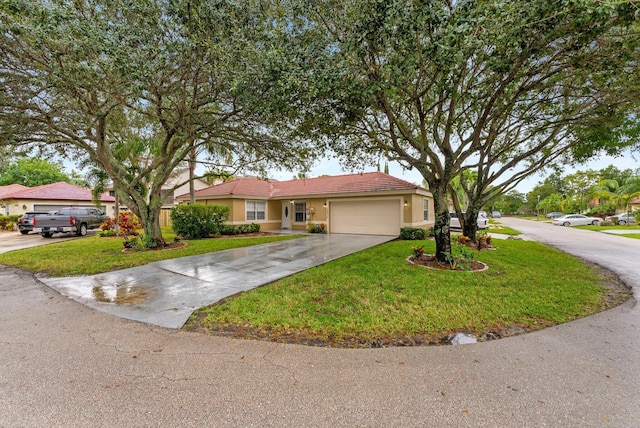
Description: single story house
176,172,434,236
0,181,115,216
0,184,30,215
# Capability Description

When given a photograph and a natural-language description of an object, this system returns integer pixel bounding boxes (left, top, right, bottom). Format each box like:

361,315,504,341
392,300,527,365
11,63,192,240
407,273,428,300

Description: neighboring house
160,169,211,226
175,172,434,236
0,182,115,216
631,197,640,212
158,168,211,207
0,184,30,215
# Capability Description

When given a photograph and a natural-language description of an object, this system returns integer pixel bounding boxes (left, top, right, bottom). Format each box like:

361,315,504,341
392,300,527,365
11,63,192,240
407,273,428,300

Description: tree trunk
125,191,165,248
431,186,452,262
189,145,196,204
142,205,163,247
114,185,120,235
462,208,480,242
143,191,165,247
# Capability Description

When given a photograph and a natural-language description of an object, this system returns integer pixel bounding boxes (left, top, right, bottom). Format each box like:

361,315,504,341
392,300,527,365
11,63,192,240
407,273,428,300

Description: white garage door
330,199,401,236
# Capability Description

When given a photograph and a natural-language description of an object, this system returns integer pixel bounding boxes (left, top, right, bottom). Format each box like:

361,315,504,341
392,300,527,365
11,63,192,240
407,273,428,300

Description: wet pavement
0,230,85,254
39,233,395,328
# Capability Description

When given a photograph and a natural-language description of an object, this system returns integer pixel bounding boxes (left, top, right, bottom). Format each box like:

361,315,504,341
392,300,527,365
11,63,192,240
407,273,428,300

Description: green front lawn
577,224,640,232
2,227,628,348
187,238,627,347
619,234,640,240
0,228,300,276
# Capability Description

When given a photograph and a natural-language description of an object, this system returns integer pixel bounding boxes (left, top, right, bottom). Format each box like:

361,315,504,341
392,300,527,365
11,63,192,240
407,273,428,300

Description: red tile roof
6,182,115,202
188,177,273,198
179,172,426,200
0,184,29,199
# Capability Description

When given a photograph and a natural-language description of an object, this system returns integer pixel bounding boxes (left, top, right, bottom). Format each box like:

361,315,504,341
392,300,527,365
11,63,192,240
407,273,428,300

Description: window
423,198,429,221
246,201,266,221
294,202,306,222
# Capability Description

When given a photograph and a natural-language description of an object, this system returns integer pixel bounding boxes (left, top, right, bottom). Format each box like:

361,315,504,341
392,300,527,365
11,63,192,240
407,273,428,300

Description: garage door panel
330,200,400,236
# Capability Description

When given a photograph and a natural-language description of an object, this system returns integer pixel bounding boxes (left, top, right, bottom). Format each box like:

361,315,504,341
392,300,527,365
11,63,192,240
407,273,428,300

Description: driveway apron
39,233,395,328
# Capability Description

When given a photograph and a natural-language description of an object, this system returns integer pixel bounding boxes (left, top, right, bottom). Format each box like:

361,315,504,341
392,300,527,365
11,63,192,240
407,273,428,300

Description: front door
281,202,291,229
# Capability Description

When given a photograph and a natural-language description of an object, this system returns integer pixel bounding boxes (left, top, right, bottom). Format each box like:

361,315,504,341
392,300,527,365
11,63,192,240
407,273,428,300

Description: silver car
605,213,636,225
552,214,601,227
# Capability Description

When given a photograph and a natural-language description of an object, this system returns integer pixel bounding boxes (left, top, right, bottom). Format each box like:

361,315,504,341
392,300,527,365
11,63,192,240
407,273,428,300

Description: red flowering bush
99,212,141,236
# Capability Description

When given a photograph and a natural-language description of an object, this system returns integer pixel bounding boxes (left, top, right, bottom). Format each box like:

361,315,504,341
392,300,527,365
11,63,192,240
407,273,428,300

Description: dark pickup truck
32,207,109,237
17,211,50,235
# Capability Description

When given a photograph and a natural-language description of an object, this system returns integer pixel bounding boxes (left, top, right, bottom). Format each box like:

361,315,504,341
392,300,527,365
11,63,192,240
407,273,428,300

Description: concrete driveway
1,221,639,427
0,230,92,254
39,233,395,328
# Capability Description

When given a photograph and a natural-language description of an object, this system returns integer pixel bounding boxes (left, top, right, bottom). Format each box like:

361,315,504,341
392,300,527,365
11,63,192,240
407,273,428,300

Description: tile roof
179,172,426,200
6,182,115,202
187,177,273,198
0,184,29,199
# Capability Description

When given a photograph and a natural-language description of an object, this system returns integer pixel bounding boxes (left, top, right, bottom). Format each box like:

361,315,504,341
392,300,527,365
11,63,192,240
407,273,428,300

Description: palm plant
590,179,619,217
614,176,640,224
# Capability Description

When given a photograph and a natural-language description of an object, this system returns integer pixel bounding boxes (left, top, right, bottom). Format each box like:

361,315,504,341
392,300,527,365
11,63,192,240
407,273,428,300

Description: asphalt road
1,219,639,427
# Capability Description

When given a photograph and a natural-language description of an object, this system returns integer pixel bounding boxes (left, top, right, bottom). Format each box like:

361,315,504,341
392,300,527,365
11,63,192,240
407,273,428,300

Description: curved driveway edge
38,234,395,328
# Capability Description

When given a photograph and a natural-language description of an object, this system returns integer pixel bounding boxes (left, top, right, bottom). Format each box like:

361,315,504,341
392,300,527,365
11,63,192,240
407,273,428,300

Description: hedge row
170,204,261,238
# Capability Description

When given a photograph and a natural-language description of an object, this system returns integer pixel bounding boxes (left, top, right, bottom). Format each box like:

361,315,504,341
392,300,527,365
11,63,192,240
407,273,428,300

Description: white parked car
552,214,601,227
450,212,489,229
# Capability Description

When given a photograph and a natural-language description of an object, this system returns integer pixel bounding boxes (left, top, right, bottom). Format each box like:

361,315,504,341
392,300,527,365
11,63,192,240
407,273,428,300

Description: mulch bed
407,254,488,272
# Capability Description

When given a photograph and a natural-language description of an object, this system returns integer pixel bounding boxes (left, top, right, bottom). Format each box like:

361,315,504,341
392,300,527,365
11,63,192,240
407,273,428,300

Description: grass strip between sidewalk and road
186,238,629,347
577,224,640,232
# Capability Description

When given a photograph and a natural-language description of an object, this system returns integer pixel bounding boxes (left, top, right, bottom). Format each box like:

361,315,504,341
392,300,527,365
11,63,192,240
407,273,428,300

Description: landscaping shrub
121,234,165,251
0,215,20,231
220,223,260,235
123,235,143,251
400,227,426,240
308,223,326,233
99,211,141,236
170,204,230,239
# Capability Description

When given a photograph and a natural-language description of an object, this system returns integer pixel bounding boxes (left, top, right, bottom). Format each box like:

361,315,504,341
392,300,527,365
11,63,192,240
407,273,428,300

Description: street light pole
537,195,540,221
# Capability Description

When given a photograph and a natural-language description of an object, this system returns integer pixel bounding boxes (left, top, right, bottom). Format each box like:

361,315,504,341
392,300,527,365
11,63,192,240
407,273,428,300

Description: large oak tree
0,0,309,245
285,0,639,259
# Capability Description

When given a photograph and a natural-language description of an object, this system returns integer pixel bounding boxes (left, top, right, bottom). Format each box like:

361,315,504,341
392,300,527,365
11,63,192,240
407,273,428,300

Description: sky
57,146,638,196
268,148,639,195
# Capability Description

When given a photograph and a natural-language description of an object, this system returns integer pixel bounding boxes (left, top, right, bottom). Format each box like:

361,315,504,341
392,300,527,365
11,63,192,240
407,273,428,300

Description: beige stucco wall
405,194,434,229
181,191,434,233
